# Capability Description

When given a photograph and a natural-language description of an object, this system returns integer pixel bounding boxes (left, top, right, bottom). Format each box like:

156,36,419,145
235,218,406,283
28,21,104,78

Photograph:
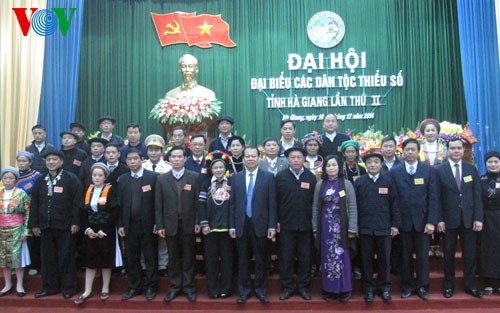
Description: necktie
454,163,461,190
196,159,201,165
408,165,415,175
247,173,254,218
133,173,139,179
152,164,157,172
109,165,116,173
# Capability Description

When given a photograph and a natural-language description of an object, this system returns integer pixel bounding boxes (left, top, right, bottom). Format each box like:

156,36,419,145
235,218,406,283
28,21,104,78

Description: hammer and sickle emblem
164,20,181,35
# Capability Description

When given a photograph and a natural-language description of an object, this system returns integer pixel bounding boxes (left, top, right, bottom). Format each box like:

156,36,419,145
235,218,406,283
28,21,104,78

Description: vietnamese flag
178,14,237,48
151,12,195,46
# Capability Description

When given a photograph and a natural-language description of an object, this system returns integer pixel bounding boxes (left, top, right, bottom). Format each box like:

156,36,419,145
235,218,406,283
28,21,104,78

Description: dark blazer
390,161,438,232
117,169,158,235
229,169,277,238
320,132,350,161
209,138,230,154
26,142,57,174
155,169,200,236
436,161,483,229
278,140,303,158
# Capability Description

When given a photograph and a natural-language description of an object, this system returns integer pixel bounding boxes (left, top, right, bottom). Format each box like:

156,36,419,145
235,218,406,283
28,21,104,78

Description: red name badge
378,187,388,195
54,186,64,193
184,184,192,191
25,183,32,189
226,185,232,191
201,168,208,174
142,185,151,192
73,159,82,166
337,146,342,152
301,182,310,189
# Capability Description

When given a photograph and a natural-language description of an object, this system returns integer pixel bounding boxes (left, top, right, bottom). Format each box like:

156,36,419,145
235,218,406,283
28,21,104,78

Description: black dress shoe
208,293,219,299
443,289,454,298
298,289,311,300
279,289,294,300
35,290,58,298
0,287,13,297
257,294,269,304
364,291,375,303
186,292,197,302
145,288,156,301
322,291,337,301
465,288,483,299
380,290,392,303
63,292,75,299
338,291,351,303
122,289,141,301
400,289,413,299
236,295,248,304
17,291,27,297
417,287,428,300
164,291,179,302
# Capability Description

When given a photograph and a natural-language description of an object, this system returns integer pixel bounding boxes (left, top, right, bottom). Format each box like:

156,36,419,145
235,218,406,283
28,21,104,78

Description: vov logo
12,8,77,36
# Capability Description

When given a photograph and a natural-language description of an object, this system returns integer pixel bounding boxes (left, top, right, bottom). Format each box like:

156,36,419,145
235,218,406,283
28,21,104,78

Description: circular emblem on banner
307,11,345,48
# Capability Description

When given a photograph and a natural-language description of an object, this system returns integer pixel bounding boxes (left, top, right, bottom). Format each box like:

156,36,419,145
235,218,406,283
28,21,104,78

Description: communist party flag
151,12,195,46
178,14,236,48
152,12,236,48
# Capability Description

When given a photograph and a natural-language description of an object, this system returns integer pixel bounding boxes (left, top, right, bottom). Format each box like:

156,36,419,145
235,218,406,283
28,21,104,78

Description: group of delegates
0,114,499,306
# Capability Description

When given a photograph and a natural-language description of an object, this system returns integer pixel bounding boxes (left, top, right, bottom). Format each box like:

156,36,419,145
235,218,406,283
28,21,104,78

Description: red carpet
0,257,497,312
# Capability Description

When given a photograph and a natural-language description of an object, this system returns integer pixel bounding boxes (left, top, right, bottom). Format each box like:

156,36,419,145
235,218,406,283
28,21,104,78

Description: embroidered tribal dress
17,169,42,196
0,187,30,268
83,183,119,268
320,179,352,293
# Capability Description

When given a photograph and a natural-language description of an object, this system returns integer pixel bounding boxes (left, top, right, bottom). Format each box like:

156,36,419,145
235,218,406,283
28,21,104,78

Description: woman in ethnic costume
302,131,324,180
15,151,42,276
312,155,357,302
199,151,234,298
340,140,366,183
419,118,447,257
480,151,500,295
75,163,120,305
0,167,30,297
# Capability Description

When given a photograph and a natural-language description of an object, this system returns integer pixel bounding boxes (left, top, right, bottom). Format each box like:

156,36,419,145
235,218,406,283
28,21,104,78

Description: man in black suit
319,114,350,162
155,146,201,303
118,148,159,301
276,147,317,301
209,115,234,153
390,139,438,300
436,138,483,299
354,152,401,303
30,150,82,299
230,146,277,304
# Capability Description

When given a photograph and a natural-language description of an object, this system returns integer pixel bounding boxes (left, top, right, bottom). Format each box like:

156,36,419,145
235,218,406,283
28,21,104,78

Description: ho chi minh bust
165,54,216,101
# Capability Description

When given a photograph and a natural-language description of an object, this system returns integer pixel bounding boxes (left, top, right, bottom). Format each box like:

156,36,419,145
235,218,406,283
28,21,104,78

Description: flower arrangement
150,96,222,125
349,126,385,155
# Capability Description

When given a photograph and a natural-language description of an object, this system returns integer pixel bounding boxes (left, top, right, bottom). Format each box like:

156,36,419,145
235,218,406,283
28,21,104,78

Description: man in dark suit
390,139,438,300
319,114,349,162
436,138,483,299
354,152,401,303
276,147,317,301
381,136,402,174
30,150,82,299
229,146,277,304
118,148,159,301
278,120,302,157
155,146,201,303
209,115,234,153
26,124,57,174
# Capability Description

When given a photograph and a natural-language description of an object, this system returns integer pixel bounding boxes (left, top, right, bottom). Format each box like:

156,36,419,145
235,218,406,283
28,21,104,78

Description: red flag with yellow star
151,12,195,46
178,14,237,48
